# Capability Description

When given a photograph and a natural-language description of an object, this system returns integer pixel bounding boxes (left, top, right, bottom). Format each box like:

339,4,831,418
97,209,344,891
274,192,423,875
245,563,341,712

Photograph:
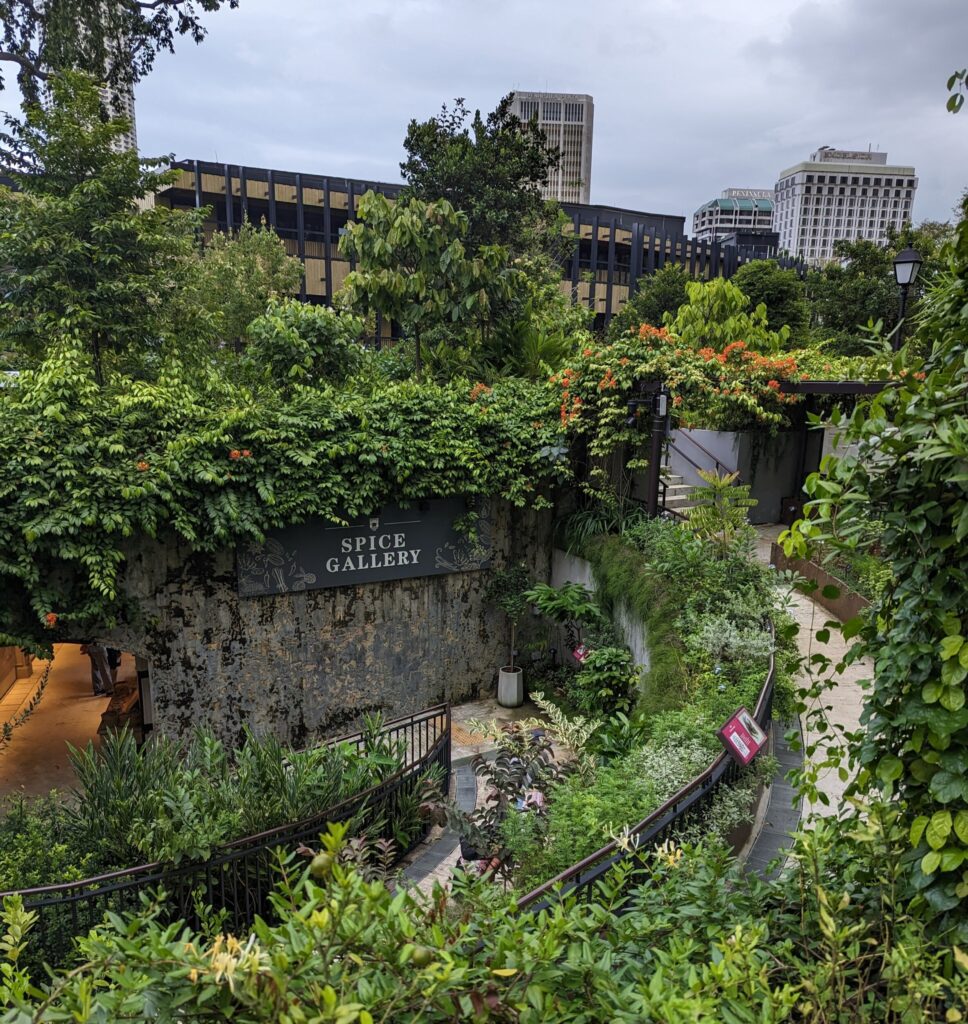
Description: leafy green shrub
0,719,412,889
682,611,775,668
505,733,754,892
7,808,968,1022
0,795,101,892
566,646,637,717
245,299,365,387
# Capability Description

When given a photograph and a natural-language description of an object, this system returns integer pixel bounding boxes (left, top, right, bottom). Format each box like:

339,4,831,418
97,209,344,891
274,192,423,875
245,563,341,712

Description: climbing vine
784,201,968,930
0,342,566,649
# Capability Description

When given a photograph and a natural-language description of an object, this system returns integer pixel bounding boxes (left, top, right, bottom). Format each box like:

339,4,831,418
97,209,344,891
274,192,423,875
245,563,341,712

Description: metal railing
5,703,450,967
668,429,737,479
515,635,775,913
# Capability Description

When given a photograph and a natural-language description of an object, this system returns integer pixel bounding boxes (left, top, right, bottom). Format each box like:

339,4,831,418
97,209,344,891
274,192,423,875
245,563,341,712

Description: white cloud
5,0,966,222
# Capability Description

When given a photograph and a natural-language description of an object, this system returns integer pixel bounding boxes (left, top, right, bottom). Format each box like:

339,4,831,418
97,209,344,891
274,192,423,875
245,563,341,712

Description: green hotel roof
699,198,774,212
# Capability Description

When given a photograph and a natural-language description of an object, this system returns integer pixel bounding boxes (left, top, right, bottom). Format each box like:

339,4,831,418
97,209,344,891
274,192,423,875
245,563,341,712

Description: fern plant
686,470,757,559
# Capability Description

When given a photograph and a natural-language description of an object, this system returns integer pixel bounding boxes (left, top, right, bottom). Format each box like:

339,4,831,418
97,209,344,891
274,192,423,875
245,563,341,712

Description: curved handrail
515,632,775,911
2,703,450,901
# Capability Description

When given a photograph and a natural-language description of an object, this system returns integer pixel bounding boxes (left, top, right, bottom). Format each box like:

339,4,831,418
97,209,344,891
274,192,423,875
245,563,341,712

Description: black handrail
6,703,451,967
668,430,737,478
515,631,775,912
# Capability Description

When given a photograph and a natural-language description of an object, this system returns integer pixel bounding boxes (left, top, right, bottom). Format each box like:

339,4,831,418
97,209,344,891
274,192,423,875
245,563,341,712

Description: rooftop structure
693,188,775,244
773,146,917,264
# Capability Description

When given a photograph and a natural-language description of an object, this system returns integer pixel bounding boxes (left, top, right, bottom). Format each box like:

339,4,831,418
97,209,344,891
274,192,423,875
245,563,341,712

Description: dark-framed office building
156,159,782,332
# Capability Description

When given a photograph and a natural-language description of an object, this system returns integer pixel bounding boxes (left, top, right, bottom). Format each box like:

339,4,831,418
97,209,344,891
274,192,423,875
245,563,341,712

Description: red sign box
718,707,768,766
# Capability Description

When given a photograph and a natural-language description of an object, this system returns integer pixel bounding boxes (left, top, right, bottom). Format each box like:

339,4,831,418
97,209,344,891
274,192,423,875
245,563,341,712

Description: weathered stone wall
101,502,552,746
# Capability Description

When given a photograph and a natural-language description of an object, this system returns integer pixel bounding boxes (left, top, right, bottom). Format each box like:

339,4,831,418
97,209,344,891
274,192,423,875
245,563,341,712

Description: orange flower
136,460,149,472
767,380,781,391
44,612,58,628
469,382,492,402
673,395,683,407
229,449,241,460
619,357,630,366
582,348,593,356
914,371,926,380
241,449,252,458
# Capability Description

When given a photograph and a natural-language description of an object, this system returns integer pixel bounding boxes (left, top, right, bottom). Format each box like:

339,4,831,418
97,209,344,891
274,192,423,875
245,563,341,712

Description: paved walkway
400,697,543,891
744,526,873,875
0,645,134,800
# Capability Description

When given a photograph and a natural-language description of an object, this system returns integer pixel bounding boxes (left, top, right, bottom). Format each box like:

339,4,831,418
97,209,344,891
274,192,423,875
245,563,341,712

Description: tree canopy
0,0,238,104
338,191,517,375
0,73,208,382
400,95,560,253
731,260,809,343
606,264,690,340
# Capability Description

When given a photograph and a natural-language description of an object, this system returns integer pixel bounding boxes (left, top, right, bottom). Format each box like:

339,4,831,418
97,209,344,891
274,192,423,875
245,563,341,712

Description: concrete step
664,494,696,509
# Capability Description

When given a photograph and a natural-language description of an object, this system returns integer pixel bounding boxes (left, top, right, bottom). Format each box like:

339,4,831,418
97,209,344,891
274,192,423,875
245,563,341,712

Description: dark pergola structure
776,379,893,522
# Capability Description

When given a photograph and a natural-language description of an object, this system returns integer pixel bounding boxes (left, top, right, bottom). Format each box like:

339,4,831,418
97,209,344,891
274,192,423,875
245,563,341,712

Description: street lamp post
892,246,923,351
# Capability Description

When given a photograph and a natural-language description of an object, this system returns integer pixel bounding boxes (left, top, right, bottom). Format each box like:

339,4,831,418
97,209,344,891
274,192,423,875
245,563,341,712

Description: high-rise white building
101,82,137,152
511,91,593,204
773,146,917,264
692,188,775,243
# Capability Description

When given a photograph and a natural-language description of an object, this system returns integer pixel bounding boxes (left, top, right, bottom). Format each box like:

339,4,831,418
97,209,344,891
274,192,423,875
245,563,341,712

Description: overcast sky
7,0,968,223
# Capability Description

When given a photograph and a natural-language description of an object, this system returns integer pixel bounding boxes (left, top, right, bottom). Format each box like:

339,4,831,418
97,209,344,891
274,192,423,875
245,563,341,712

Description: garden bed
2,704,450,969
770,542,872,621
437,501,797,897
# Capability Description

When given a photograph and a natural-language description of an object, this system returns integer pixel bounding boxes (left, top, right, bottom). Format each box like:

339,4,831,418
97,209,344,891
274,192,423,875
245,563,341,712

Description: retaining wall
95,502,553,746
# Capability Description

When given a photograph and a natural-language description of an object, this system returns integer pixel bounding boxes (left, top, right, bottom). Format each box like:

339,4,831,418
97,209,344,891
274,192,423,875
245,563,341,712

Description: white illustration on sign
237,538,317,596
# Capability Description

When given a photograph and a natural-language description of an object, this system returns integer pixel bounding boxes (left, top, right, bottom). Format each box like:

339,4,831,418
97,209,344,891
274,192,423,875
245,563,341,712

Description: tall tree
337,192,516,376
0,0,238,104
606,264,690,340
731,260,809,342
0,73,209,382
400,95,560,253
187,222,304,348
805,224,954,354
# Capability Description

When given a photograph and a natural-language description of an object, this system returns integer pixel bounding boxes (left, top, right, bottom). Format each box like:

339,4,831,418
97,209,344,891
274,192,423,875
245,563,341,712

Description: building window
542,101,561,121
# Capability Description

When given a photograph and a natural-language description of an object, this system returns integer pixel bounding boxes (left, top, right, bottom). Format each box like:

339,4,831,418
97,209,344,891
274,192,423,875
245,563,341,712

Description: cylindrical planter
497,667,524,708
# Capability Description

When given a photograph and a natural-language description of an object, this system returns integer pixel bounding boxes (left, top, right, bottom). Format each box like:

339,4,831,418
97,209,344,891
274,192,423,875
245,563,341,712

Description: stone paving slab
743,526,873,875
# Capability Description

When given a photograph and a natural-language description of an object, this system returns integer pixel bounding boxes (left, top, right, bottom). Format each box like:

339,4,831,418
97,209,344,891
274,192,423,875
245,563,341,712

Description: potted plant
484,565,531,707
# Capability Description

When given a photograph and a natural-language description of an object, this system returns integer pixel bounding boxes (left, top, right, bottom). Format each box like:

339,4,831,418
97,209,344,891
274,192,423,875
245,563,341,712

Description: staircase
660,470,696,517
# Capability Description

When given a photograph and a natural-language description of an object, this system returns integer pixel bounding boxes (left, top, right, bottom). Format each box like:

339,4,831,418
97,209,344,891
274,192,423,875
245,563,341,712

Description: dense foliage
442,495,796,893
338,192,515,376
731,260,810,344
0,352,565,647
0,74,210,383
399,95,559,254
6,808,967,1022
803,225,954,355
784,198,968,932
0,716,413,890
606,264,690,340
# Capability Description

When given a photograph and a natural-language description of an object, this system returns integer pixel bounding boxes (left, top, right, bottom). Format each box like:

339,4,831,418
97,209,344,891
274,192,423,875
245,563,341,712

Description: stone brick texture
100,501,553,745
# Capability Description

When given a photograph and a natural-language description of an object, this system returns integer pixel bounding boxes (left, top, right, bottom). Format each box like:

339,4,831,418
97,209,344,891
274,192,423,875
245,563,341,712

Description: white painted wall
550,548,651,673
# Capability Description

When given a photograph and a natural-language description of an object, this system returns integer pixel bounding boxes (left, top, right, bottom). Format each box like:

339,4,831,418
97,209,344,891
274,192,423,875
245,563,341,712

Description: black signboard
237,497,492,597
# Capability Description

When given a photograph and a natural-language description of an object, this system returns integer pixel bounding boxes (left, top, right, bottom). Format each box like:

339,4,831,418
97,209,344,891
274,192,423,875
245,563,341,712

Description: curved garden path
744,526,872,876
